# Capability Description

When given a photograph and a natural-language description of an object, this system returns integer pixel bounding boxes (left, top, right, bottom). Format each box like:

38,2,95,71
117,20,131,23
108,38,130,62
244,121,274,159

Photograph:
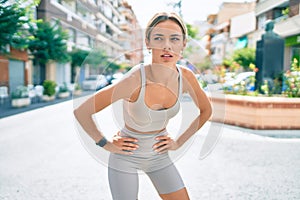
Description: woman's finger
155,135,171,141
153,140,168,149
155,144,169,153
122,137,138,143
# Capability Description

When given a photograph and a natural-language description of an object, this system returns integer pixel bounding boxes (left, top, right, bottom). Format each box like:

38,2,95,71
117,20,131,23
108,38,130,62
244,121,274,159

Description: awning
235,36,248,49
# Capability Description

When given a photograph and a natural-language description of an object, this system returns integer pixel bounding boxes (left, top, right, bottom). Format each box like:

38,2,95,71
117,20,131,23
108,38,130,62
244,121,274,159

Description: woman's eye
154,37,163,41
171,37,180,41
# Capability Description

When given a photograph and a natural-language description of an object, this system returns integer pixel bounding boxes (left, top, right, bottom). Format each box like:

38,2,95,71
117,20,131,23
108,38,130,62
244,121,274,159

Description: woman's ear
145,38,150,49
183,38,187,48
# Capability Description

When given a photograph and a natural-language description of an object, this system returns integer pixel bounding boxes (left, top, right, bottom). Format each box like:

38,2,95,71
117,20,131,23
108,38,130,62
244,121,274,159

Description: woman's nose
163,40,171,51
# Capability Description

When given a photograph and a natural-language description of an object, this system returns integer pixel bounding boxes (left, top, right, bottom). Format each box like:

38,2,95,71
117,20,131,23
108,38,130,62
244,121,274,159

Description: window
67,28,76,43
257,14,267,30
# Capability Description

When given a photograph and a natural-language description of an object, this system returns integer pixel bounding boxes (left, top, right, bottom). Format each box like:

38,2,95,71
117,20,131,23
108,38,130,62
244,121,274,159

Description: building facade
206,0,300,71
0,0,143,95
36,0,143,86
252,0,300,70
209,2,256,66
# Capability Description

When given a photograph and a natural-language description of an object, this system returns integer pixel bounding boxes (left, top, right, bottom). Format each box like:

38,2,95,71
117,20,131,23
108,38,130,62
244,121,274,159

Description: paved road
1,97,300,200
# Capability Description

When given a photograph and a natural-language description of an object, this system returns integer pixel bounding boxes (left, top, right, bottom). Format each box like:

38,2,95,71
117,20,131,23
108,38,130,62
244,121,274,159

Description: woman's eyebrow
152,33,182,37
153,33,164,37
170,34,182,37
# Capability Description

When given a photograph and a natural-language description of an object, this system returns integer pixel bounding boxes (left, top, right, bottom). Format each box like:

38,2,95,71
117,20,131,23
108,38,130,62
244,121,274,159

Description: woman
74,12,212,200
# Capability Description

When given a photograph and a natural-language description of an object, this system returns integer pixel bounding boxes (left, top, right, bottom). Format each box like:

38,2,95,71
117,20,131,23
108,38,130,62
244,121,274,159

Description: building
206,0,300,71
208,2,256,66
36,0,143,86
252,0,300,70
0,0,32,95
0,0,143,96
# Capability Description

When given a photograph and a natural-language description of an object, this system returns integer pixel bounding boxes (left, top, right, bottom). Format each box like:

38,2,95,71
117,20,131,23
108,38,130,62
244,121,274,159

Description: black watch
96,137,107,147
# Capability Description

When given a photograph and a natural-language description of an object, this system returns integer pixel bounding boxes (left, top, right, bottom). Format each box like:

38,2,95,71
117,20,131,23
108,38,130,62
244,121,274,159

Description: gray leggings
108,128,185,200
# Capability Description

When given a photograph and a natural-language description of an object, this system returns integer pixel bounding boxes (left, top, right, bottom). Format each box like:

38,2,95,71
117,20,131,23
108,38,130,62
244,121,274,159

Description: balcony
274,14,300,37
118,7,134,21
256,0,289,16
119,20,132,32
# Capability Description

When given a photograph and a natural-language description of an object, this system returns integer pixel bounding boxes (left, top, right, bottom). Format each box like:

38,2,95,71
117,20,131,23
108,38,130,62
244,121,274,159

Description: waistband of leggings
121,127,167,138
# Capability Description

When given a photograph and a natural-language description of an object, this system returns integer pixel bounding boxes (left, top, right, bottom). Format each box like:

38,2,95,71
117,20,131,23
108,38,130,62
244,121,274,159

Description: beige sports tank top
123,64,182,132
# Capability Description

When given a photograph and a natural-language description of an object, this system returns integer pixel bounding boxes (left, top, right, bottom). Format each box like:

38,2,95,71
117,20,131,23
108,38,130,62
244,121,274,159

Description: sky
127,0,255,28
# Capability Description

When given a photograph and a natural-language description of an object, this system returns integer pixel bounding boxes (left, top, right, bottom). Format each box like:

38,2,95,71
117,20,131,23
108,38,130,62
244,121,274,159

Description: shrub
43,80,57,96
58,82,69,93
283,58,300,97
11,86,29,99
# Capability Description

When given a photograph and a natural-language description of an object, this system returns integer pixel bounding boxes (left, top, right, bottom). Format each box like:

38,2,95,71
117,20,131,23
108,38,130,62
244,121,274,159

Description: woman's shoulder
176,64,195,77
115,63,143,86
120,63,142,77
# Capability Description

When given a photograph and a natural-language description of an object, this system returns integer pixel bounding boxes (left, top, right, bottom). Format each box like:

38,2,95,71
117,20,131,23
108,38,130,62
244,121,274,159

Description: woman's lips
161,54,173,57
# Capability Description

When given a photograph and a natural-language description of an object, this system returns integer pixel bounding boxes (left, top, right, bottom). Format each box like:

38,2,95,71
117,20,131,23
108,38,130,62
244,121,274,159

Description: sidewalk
0,91,93,119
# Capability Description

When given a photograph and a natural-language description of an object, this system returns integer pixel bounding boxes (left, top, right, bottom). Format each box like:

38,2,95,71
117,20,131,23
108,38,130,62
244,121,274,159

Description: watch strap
96,137,107,147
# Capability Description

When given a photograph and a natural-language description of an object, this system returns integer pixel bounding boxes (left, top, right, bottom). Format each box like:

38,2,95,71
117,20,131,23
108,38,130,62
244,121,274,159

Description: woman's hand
103,134,139,155
153,134,179,154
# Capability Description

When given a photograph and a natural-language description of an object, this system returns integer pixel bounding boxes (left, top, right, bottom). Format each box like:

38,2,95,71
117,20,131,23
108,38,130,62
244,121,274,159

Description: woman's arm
175,68,212,147
73,67,141,154
153,67,212,153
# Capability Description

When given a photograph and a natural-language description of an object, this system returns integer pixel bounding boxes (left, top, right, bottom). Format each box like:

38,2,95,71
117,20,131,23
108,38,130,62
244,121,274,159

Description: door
9,59,25,94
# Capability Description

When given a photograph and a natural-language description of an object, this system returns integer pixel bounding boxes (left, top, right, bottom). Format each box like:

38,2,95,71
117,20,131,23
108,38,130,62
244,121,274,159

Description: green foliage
260,80,270,96
186,23,198,39
58,82,69,93
70,48,90,67
71,48,121,74
106,62,121,74
74,82,81,91
283,58,300,97
28,20,70,65
282,7,289,16
0,0,28,53
227,48,256,71
42,80,57,96
84,48,108,70
11,85,29,99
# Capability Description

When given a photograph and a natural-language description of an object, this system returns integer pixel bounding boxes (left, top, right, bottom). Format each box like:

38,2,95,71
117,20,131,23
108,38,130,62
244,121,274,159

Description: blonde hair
145,12,188,41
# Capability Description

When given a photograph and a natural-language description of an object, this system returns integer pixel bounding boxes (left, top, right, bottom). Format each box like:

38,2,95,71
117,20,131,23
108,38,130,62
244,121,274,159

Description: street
1,97,300,200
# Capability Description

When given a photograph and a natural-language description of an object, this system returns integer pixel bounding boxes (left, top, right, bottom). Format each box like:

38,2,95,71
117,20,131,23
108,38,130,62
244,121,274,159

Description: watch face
97,137,107,147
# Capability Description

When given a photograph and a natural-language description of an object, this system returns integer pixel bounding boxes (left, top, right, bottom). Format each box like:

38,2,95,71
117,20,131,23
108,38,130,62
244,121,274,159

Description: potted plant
73,82,82,96
42,80,57,101
11,85,31,107
58,82,70,98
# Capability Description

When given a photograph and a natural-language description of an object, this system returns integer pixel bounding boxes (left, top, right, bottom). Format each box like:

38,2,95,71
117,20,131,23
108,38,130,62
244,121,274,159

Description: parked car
82,75,108,91
110,73,124,84
223,71,255,91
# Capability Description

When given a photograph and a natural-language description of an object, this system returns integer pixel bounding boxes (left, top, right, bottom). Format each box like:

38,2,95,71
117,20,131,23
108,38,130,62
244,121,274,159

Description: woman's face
146,20,186,66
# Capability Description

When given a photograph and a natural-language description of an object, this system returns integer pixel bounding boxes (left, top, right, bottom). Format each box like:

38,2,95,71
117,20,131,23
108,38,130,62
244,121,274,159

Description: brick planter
209,94,300,130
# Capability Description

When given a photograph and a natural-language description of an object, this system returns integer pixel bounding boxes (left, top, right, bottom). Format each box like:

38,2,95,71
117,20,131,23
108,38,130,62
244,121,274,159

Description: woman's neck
148,63,178,84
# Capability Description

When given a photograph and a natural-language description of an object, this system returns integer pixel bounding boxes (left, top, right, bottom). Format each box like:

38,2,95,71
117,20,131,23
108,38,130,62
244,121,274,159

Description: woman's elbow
202,103,212,121
73,108,80,121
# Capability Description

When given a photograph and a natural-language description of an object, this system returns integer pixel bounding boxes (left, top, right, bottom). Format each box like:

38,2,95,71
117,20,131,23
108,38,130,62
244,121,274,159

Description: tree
231,48,256,71
186,23,198,39
84,48,109,73
70,48,90,68
0,0,28,53
28,20,70,65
